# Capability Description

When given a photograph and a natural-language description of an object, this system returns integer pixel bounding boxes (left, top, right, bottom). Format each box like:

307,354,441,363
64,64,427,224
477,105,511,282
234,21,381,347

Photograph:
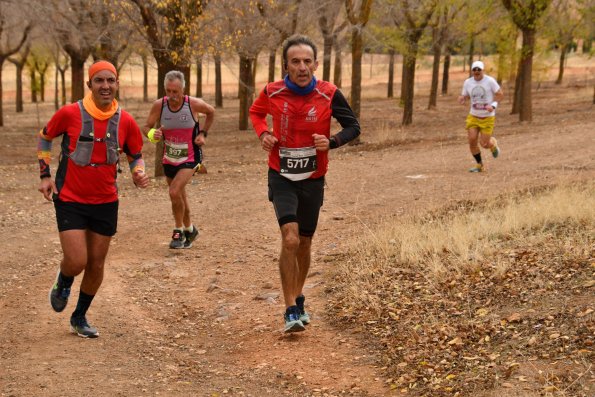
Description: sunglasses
472,68,482,72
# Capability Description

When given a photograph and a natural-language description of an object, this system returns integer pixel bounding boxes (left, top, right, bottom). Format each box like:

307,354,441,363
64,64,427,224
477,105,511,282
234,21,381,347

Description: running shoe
169,229,186,249
468,163,483,173
491,146,500,158
183,226,199,248
70,316,99,338
284,305,305,333
49,269,71,312
295,294,310,325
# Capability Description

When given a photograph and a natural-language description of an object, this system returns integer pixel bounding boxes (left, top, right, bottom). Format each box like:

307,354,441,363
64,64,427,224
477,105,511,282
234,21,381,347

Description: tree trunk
268,50,276,83
497,52,506,85
54,64,59,110
60,69,67,106
387,49,395,98
214,54,222,108
428,37,441,109
0,61,4,126
14,65,25,111
333,41,342,89
238,55,254,130
27,68,34,107
441,51,450,95
322,34,333,82
142,53,149,102
519,28,534,122
401,53,416,126
40,73,46,102
350,27,363,118
556,43,568,84
69,55,86,103
467,34,474,76
512,58,522,115
195,57,203,97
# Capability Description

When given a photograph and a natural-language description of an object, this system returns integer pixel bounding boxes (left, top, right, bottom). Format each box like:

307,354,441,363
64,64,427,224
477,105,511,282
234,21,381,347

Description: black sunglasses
472,68,482,72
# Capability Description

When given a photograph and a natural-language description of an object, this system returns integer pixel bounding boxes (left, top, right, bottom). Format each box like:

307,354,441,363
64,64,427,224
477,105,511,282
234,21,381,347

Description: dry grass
349,182,595,285
327,182,595,396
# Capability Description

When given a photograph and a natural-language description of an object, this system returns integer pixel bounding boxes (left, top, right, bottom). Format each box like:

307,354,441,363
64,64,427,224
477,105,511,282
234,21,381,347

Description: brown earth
0,67,594,397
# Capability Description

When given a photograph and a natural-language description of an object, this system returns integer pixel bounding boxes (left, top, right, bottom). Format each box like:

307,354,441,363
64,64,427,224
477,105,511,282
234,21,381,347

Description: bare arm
142,100,164,141
190,97,215,146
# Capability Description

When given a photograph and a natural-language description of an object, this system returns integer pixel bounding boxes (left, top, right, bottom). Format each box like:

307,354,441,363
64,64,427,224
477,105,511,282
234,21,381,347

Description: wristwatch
199,130,208,138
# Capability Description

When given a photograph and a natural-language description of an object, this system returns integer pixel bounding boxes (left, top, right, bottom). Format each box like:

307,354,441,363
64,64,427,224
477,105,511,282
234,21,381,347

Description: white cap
471,61,484,70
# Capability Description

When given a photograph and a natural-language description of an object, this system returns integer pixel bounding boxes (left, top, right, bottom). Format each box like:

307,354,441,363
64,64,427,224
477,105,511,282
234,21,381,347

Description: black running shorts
163,147,203,179
53,199,119,236
267,168,324,237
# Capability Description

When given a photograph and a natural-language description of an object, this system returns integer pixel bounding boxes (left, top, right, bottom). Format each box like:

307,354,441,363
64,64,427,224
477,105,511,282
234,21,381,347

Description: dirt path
0,83,593,396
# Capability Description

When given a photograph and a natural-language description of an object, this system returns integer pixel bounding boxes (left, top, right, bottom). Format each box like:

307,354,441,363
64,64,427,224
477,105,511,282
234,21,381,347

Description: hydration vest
68,100,121,167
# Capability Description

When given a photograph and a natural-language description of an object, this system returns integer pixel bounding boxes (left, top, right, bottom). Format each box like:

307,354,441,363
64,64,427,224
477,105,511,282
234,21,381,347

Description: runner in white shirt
458,61,504,172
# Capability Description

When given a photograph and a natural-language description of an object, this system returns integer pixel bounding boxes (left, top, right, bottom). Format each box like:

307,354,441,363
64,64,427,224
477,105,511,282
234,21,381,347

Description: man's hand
38,177,57,201
194,132,206,146
133,170,149,188
260,132,278,153
458,95,467,105
312,134,330,152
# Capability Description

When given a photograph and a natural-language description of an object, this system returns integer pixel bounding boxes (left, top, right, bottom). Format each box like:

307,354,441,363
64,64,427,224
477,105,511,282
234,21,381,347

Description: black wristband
40,173,51,179
199,130,208,137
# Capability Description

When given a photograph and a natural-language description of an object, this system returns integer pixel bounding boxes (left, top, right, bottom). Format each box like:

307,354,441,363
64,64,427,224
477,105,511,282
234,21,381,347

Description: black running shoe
284,305,305,333
295,294,310,325
169,229,186,249
49,270,70,312
183,226,199,248
70,316,99,338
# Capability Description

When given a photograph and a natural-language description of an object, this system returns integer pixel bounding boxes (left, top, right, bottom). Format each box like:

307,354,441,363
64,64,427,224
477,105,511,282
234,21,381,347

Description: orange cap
88,61,117,80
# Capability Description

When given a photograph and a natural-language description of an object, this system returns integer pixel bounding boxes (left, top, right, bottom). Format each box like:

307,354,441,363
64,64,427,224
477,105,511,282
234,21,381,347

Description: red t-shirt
43,102,143,204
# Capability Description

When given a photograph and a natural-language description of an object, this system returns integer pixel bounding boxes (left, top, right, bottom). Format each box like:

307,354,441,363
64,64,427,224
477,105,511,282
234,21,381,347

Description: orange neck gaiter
82,92,118,121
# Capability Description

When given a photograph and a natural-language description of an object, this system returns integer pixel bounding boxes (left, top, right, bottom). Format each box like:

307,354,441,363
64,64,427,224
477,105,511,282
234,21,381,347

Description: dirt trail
1,82,593,396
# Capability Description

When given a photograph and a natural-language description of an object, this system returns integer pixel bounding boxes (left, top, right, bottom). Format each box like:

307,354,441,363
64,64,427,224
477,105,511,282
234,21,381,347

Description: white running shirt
461,75,500,118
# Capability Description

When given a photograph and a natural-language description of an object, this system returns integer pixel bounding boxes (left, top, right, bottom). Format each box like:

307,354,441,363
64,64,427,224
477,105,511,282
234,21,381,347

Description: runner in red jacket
250,34,360,333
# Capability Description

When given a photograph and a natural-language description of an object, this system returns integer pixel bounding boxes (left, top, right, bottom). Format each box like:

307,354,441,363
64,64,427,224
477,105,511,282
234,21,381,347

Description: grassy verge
328,182,594,396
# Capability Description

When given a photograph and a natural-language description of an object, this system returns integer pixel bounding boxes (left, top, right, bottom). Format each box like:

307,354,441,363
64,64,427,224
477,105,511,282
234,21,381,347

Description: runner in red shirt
250,34,360,333
37,61,149,338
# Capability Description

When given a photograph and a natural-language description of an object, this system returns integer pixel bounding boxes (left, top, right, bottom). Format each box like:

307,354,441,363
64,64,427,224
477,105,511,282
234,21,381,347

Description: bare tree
127,0,208,97
345,0,374,118
502,0,551,122
317,0,347,81
0,0,32,126
8,44,31,112
390,0,436,125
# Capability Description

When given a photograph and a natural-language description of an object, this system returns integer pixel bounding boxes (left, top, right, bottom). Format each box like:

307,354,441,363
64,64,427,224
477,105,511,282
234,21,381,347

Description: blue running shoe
49,269,71,312
492,146,500,158
70,316,99,338
284,306,305,333
295,295,310,325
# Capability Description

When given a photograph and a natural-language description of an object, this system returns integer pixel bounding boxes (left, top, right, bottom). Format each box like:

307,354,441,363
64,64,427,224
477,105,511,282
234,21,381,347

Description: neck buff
82,92,119,120
284,75,317,95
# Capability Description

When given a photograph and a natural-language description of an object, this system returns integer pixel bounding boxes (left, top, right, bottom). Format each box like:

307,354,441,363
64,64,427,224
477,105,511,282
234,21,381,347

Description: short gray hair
164,70,185,89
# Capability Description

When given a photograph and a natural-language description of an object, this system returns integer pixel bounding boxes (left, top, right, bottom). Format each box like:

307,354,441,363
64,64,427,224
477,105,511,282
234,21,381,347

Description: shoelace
61,288,71,298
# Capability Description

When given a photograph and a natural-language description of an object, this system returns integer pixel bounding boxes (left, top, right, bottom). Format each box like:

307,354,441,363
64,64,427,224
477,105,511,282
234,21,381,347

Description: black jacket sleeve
330,89,361,148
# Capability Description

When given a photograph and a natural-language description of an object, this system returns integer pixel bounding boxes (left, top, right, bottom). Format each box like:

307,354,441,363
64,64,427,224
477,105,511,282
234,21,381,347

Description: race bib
164,140,189,164
279,146,317,181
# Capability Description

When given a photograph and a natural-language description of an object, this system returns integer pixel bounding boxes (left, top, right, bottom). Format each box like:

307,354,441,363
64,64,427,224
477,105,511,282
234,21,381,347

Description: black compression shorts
267,168,324,237
53,199,118,236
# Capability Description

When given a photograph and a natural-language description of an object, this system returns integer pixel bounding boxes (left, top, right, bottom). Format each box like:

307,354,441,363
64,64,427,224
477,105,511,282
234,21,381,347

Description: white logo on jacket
305,106,317,122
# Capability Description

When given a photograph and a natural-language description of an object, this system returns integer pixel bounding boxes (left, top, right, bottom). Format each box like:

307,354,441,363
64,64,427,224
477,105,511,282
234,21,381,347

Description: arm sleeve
249,86,270,137
329,89,361,148
37,108,68,178
37,128,53,178
122,115,145,174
